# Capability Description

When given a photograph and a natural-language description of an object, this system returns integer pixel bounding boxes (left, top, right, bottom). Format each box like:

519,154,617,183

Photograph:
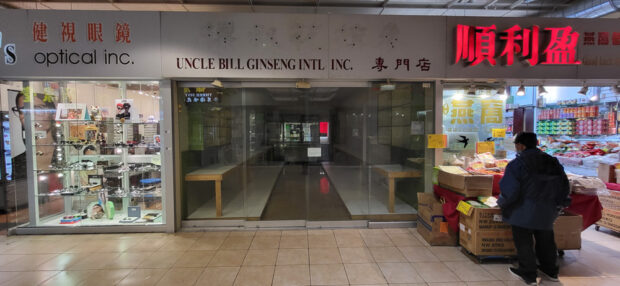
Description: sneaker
538,269,559,282
509,267,537,285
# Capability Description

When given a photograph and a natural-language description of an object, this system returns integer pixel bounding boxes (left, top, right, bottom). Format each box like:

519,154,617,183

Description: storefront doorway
176,81,435,225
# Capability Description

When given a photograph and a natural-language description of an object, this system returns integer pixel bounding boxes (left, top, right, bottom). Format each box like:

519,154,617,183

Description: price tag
492,128,506,138
476,141,495,154
427,134,447,148
456,200,474,216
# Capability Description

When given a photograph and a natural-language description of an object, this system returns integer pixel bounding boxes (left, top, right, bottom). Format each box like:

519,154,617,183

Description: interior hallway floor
261,164,351,221
0,226,618,286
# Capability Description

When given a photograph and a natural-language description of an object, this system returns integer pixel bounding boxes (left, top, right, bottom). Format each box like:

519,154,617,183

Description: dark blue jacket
498,148,571,230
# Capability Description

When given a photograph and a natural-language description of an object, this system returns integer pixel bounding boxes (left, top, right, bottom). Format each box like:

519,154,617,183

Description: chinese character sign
456,24,581,66
443,93,505,146
481,99,503,124
450,99,474,124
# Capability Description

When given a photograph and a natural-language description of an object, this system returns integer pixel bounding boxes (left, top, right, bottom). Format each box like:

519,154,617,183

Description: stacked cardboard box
598,189,620,232
437,166,493,197
417,193,458,246
458,205,516,256
554,211,583,250
459,205,582,256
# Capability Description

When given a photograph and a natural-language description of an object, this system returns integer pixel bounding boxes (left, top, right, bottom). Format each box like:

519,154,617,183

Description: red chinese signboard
456,24,581,67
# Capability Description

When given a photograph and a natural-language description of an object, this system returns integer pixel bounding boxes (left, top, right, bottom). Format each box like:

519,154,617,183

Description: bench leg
389,179,395,213
215,180,222,217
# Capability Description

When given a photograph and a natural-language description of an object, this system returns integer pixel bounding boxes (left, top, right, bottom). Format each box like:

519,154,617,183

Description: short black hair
514,132,538,149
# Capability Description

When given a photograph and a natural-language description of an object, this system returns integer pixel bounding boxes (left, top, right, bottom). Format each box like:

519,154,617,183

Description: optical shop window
23,81,165,227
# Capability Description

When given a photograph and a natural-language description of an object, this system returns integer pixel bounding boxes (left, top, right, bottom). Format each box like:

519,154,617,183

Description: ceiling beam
379,0,389,15
446,0,460,8
509,0,526,10
484,0,498,9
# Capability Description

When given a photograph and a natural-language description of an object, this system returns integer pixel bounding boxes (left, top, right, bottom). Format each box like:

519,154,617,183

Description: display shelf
37,192,162,198
25,80,166,230
34,119,159,124
39,211,163,227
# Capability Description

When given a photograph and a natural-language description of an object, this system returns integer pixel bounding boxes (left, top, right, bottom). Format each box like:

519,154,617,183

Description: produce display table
433,183,602,233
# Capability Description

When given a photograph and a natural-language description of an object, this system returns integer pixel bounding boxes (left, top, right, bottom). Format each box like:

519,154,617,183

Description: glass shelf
38,193,162,198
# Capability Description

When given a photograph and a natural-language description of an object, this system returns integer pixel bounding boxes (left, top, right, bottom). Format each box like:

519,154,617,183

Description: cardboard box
458,207,515,256
598,208,620,232
417,193,458,246
459,220,516,256
598,190,620,211
459,206,511,231
598,163,616,183
553,211,582,250
438,169,493,197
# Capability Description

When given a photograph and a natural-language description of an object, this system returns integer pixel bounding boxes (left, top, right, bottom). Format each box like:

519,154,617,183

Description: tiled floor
0,226,618,285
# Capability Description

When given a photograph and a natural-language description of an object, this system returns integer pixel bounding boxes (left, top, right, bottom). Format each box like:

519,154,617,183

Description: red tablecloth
433,182,603,233
566,193,602,230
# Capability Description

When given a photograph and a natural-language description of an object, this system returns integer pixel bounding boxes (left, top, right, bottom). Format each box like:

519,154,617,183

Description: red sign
320,122,329,134
456,24,581,67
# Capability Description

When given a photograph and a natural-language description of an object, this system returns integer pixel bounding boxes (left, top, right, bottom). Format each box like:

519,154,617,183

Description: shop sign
162,13,446,79
0,10,161,78
455,24,581,67
0,32,17,65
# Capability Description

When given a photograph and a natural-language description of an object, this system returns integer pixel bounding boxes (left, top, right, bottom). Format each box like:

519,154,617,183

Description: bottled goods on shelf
538,106,599,120
537,120,575,135
576,119,609,136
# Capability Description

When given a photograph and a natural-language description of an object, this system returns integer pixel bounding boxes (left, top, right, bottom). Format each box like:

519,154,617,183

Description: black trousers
511,225,559,280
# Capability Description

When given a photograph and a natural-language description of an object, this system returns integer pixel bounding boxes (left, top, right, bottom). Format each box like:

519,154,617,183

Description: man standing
498,132,571,285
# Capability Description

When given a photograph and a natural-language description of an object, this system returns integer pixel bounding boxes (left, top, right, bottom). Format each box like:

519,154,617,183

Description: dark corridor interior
260,164,351,221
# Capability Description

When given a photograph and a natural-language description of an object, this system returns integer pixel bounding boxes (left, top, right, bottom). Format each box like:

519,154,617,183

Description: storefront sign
455,24,581,67
161,13,446,79
1,11,619,79
446,17,620,80
0,10,161,79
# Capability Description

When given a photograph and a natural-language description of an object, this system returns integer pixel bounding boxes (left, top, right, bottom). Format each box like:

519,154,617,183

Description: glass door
177,82,434,224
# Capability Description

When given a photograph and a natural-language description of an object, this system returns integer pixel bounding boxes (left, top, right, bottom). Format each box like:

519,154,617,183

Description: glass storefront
177,82,435,222
9,81,170,230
